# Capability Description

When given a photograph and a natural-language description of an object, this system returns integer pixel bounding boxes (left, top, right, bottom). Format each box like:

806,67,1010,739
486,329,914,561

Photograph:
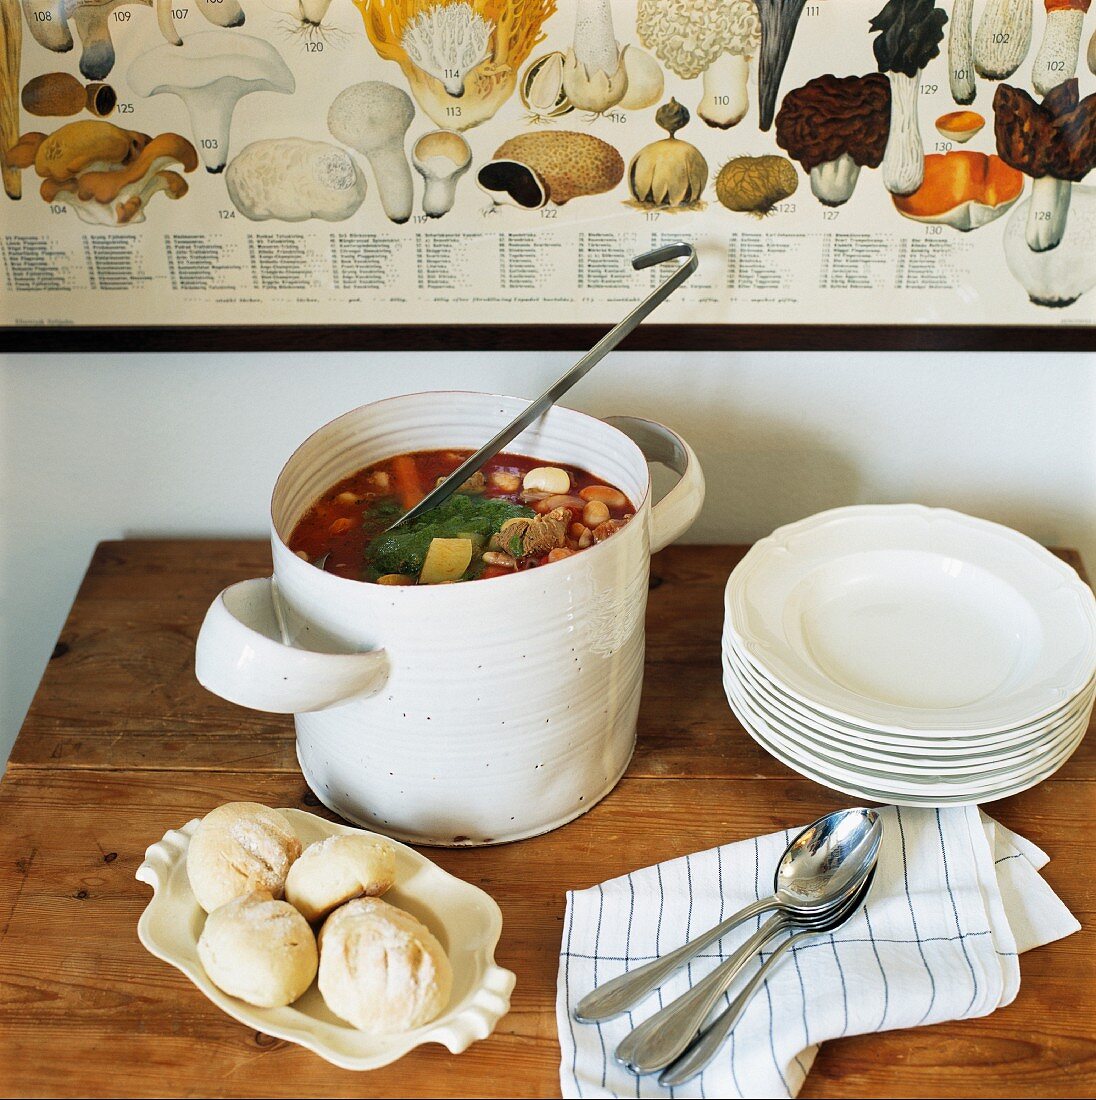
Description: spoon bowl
774,806,882,910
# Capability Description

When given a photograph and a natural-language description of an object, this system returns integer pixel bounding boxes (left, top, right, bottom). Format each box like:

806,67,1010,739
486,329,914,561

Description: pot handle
195,577,389,714
604,416,705,554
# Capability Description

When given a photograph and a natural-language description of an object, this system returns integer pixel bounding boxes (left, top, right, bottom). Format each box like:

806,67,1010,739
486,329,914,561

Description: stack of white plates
723,505,1096,806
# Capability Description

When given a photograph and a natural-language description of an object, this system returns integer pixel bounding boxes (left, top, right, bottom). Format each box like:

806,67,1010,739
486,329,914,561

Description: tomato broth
287,449,635,584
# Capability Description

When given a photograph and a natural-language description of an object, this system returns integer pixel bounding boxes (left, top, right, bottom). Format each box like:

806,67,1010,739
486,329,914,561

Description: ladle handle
386,243,697,532
573,896,772,1022
614,913,788,1074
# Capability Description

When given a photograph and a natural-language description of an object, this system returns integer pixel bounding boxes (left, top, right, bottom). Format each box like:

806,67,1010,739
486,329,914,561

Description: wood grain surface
1,540,1093,1098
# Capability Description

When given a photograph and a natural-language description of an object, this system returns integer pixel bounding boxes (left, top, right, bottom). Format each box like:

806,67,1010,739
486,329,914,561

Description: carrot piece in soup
391,454,424,510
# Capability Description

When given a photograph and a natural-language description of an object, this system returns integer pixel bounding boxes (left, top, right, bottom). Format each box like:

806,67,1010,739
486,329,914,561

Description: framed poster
2,0,1095,351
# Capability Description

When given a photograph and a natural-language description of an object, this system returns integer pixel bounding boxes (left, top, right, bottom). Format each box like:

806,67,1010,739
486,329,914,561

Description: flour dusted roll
285,834,397,924
197,891,318,1008
318,898,452,1032
187,802,302,913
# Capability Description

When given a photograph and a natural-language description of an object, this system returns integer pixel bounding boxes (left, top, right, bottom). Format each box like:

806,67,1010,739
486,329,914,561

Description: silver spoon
380,241,697,535
658,866,878,1087
613,809,882,1074
576,806,881,1023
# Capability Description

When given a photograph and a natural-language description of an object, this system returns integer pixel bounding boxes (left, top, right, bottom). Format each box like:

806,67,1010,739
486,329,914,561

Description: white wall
1,350,1093,763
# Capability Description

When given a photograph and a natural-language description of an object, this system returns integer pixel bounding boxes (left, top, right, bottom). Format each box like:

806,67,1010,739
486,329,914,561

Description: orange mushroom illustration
935,109,985,142
6,120,197,224
891,150,1023,229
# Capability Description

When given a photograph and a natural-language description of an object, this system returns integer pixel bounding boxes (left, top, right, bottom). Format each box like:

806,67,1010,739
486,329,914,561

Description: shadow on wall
593,378,862,545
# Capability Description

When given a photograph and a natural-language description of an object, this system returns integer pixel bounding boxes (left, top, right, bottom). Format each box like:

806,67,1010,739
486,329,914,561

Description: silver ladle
575,806,882,1024
380,241,697,535
609,808,883,1074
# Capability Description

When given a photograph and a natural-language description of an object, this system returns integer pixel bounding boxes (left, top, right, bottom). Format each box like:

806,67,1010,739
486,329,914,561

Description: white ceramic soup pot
196,392,704,846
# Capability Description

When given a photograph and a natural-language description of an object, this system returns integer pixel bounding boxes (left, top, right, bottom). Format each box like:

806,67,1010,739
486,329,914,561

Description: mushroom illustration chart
2,0,1096,329
1,2,20,200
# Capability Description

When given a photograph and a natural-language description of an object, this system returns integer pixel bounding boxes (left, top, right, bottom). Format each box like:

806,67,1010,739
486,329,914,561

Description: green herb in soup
366,493,534,578
287,449,635,584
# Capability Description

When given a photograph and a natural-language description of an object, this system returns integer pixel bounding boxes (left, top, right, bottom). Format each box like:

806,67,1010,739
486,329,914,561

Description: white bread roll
197,891,318,1008
187,802,302,913
285,834,397,924
318,898,452,1033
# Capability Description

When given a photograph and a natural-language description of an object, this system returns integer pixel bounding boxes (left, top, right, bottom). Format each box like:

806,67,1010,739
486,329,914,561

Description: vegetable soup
288,450,635,584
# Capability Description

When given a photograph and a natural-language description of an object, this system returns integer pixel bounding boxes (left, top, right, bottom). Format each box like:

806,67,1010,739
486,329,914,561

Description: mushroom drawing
949,0,976,103
936,109,985,141
328,81,415,223
619,46,663,110
974,0,1032,79
628,99,708,209
754,0,811,132
993,78,1096,251
891,150,1023,229
520,52,573,121
226,138,368,221
2,1,20,199
1004,182,1096,305
637,0,760,129
561,0,627,114
127,33,295,174
351,0,556,131
263,0,340,43
774,73,891,207
22,73,116,117
1032,0,1091,93
21,0,141,80
870,0,948,196
412,129,471,216
6,119,197,223
714,154,798,215
21,0,246,80
476,130,623,208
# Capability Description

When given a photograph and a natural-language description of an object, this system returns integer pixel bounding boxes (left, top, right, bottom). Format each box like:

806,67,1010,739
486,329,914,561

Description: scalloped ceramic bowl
136,808,515,1070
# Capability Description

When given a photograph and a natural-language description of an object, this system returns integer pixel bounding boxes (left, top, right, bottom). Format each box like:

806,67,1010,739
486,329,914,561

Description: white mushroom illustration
637,0,760,129
328,81,416,223
127,33,296,173
21,0,245,79
948,0,976,103
520,52,574,121
561,0,628,114
618,47,664,111
412,129,471,217
1032,0,1091,94
263,0,341,42
226,138,368,222
974,0,1033,79
401,1,491,97
1004,183,1096,306
871,0,949,196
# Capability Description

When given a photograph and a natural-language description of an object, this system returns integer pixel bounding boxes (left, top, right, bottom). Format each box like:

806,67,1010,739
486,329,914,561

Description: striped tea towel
557,806,1079,1099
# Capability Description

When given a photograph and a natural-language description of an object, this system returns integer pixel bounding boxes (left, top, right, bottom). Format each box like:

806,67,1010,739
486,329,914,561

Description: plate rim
726,504,1096,734
723,667,1088,806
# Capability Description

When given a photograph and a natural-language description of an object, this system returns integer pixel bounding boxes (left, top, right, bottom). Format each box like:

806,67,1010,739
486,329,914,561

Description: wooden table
1,541,1093,1098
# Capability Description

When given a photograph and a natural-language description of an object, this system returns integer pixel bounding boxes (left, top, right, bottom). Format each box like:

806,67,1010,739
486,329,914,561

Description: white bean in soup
287,450,634,584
